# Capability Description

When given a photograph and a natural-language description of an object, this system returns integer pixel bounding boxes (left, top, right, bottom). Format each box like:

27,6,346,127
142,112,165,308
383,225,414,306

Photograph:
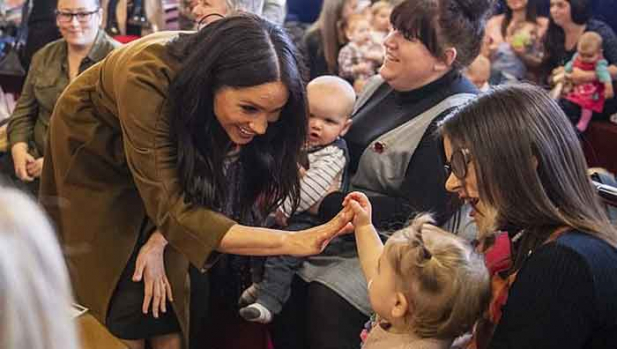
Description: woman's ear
391,292,409,320
435,48,458,72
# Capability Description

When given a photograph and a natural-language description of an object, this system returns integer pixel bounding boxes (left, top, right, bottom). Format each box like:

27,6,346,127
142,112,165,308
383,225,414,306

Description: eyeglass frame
444,148,471,179
55,8,100,23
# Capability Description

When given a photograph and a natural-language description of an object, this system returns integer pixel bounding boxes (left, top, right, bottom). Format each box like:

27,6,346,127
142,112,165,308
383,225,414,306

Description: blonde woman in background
0,187,79,349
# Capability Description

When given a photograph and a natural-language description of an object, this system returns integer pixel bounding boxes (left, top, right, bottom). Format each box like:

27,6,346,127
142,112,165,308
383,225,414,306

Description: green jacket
8,29,119,157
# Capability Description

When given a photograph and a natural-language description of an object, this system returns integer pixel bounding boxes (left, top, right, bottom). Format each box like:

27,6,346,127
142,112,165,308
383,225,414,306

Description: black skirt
106,229,181,340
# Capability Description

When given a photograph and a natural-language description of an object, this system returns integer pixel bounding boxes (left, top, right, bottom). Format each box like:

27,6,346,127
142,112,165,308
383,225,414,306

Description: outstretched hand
343,191,373,231
286,206,354,256
132,230,173,318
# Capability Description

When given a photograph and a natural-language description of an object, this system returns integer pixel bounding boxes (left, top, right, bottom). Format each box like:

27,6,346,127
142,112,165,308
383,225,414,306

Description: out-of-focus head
56,0,102,49
549,0,591,27
464,55,491,89
344,13,373,44
380,0,493,91
371,1,393,32
0,187,79,349
577,31,603,63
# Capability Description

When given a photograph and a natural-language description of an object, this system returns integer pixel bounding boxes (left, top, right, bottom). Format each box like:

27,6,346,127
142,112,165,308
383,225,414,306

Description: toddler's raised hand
343,191,372,230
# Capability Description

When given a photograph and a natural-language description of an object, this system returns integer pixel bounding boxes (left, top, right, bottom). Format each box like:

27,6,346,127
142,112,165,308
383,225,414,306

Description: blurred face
578,42,601,63
192,0,228,26
342,0,359,19
368,251,400,322
306,87,351,147
373,7,392,32
380,30,445,91
550,0,573,27
348,20,372,44
213,82,288,146
443,137,495,233
506,0,528,11
55,0,101,48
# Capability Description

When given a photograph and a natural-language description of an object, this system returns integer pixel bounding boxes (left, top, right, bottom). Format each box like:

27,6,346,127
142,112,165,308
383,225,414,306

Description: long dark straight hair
167,14,307,221
501,0,539,37
439,84,617,247
542,0,591,70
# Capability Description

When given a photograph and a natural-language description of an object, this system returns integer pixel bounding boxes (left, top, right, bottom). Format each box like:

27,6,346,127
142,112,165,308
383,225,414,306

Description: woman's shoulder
30,38,66,66
586,19,617,38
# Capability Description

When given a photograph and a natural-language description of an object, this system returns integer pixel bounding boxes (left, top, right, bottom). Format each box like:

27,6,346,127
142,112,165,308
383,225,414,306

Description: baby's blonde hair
384,214,490,339
0,188,79,349
371,1,393,15
578,31,603,53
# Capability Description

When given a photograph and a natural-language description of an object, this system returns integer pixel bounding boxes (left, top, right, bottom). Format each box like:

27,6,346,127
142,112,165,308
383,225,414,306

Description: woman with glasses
441,83,617,348
6,0,118,195
271,0,492,348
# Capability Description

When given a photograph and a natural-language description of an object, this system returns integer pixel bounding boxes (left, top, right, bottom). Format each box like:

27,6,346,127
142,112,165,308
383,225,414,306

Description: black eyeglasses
55,8,99,23
444,148,471,179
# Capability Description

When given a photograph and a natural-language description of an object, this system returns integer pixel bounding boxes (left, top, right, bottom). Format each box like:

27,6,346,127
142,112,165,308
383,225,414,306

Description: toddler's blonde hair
384,214,490,339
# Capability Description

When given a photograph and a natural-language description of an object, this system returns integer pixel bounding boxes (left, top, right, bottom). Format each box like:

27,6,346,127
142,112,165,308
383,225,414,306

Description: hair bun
452,0,495,21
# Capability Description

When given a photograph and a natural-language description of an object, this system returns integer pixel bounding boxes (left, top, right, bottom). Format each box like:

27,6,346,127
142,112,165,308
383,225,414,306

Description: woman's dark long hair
542,0,591,72
501,0,539,37
439,84,617,247
167,14,307,222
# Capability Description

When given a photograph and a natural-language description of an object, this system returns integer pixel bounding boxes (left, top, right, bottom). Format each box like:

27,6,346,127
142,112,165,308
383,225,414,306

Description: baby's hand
343,192,372,230
605,84,614,99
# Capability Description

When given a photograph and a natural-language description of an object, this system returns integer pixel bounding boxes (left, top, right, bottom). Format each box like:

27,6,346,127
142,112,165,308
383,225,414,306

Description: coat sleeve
113,50,236,270
7,50,41,148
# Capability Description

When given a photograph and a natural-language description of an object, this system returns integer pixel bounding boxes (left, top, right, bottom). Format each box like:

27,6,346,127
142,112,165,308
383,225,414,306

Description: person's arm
7,52,41,181
345,192,383,282
280,146,346,216
115,51,349,269
488,243,595,349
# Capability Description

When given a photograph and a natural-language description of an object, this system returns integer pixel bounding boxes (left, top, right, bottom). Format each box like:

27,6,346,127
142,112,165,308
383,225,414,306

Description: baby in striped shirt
238,75,356,323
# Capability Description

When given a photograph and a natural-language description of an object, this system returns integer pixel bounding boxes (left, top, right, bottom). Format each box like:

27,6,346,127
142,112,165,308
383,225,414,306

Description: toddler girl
564,31,614,132
344,192,490,349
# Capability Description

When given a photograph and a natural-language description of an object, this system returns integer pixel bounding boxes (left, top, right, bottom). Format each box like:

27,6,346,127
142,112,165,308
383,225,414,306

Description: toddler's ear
391,292,409,320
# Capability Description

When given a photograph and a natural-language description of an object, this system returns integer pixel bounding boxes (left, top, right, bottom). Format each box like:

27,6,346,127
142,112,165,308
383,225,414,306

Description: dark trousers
271,277,369,349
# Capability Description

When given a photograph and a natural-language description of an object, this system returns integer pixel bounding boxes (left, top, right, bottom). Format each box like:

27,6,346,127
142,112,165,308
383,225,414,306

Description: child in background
238,76,356,323
338,13,383,92
464,55,491,92
344,192,490,349
370,1,393,43
490,21,542,83
564,31,614,132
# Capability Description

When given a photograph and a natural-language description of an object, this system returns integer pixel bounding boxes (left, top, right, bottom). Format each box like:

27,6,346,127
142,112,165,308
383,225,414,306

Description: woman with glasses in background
5,0,118,194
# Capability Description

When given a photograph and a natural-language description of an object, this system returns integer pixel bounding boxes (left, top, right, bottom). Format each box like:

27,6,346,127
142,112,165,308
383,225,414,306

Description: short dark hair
390,0,494,70
167,14,307,220
501,0,539,37
439,84,617,248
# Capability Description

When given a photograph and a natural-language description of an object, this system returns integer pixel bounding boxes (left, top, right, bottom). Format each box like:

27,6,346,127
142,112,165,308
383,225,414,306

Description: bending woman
40,14,350,349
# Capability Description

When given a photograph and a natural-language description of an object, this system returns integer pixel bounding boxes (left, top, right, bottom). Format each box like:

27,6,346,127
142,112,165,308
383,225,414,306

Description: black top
490,231,617,348
303,29,342,79
319,70,477,230
545,19,617,72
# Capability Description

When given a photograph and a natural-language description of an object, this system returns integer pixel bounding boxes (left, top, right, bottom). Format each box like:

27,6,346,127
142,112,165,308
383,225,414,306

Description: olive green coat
39,32,236,343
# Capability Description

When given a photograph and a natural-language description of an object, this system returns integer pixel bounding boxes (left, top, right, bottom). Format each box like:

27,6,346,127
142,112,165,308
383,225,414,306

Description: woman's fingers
165,276,174,302
142,276,153,314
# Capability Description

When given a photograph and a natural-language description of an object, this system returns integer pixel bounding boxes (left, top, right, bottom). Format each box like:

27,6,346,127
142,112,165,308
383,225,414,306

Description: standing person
39,14,352,349
271,0,492,348
441,83,617,348
543,0,617,120
6,0,118,195
0,187,80,349
23,0,61,68
303,0,358,79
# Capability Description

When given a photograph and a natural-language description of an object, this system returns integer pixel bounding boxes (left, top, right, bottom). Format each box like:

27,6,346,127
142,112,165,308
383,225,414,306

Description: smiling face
443,136,497,233
192,0,228,26
379,30,447,91
56,0,101,49
213,82,289,145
